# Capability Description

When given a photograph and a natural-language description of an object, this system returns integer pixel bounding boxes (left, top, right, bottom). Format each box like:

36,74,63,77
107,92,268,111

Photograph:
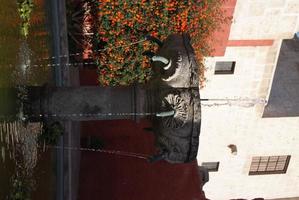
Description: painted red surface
79,120,207,200
227,40,274,46
210,0,237,57
79,69,98,85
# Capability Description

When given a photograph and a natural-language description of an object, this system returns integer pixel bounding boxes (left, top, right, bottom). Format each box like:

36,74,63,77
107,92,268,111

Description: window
214,61,235,74
201,162,220,172
249,155,291,175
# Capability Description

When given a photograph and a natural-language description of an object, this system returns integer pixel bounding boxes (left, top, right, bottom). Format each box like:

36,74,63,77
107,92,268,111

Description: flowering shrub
92,0,228,86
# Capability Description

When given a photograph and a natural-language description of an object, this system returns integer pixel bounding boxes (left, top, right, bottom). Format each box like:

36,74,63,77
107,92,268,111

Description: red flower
151,32,158,37
100,69,107,75
102,37,109,42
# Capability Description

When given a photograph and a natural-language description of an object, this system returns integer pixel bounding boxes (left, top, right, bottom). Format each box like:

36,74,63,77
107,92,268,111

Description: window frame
214,61,236,75
201,162,220,172
249,155,291,175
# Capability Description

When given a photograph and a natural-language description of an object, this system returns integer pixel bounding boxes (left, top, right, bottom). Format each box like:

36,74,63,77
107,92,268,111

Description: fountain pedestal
26,85,149,121
0,88,19,121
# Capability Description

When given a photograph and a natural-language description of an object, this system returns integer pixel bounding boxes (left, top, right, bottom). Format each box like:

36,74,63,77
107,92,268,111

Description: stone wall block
284,0,299,14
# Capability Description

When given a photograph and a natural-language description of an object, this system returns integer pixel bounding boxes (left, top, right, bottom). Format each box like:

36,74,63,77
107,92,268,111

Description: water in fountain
0,0,54,199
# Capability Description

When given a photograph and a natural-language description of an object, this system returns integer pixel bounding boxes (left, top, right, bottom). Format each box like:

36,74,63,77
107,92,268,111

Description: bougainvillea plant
90,0,229,86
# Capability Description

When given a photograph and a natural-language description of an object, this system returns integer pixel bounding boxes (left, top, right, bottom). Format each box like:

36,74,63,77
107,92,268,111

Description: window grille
249,155,291,175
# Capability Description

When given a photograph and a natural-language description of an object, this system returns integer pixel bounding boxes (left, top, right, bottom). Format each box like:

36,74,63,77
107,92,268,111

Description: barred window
214,61,236,74
249,155,291,175
201,162,220,172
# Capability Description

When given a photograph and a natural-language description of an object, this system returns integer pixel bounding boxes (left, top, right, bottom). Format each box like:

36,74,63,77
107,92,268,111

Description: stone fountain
145,33,201,163
1,33,201,164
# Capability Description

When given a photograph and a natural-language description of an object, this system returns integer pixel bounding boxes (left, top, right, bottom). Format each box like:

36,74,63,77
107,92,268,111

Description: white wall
230,0,299,40
198,0,299,199
198,105,299,200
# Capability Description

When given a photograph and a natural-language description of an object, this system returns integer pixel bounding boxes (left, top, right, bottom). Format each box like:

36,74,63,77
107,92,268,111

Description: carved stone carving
151,33,200,88
162,94,188,129
148,33,202,164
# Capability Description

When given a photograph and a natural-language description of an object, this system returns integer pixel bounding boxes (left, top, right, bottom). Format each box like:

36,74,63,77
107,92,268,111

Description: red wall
210,0,237,56
79,69,98,85
79,120,207,200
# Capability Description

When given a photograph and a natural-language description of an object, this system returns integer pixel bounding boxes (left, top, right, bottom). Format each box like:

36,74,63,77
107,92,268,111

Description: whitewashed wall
198,0,299,199
230,0,299,40
198,105,299,200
